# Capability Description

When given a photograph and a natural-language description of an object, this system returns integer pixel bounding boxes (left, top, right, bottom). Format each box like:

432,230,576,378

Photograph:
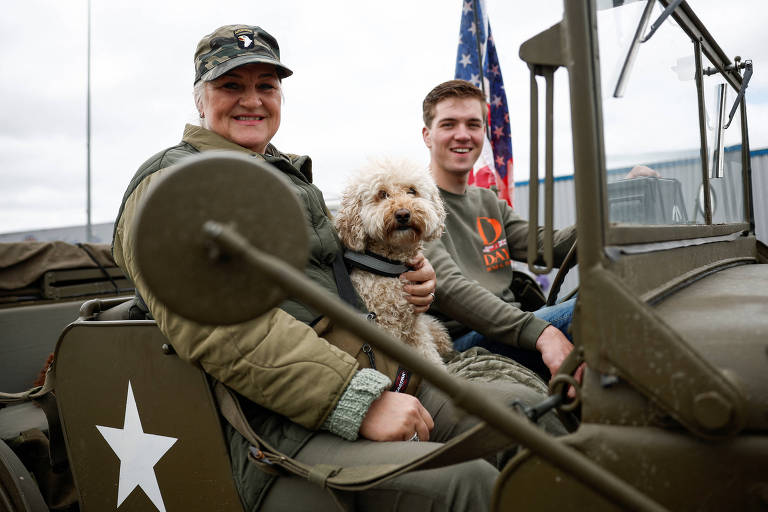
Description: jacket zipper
362,344,376,369
362,312,377,369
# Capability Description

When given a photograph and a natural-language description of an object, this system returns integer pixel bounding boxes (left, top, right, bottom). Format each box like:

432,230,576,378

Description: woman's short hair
193,81,206,126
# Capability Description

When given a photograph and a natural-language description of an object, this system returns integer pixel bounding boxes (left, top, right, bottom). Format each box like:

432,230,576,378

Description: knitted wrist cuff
322,369,391,441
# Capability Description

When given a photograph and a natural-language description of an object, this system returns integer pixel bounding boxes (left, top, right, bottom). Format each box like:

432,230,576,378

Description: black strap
76,243,120,294
33,393,69,472
0,366,69,472
331,251,365,310
344,251,410,278
213,381,511,491
333,252,415,390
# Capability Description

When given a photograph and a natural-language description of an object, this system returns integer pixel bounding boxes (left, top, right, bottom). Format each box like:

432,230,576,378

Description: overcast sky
1,0,765,234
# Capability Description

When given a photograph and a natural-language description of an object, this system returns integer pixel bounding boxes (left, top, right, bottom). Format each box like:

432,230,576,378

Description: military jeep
1,1,766,511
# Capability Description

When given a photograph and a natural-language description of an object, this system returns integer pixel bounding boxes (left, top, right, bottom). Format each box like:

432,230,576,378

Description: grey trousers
260,375,565,512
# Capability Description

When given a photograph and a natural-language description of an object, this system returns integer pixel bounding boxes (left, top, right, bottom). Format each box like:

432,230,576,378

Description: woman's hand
359,391,434,441
401,253,437,314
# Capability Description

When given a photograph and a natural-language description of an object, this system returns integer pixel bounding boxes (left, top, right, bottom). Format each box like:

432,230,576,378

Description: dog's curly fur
335,158,452,367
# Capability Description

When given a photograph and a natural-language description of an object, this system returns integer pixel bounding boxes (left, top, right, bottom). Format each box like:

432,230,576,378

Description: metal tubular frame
739,87,755,234
694,39,714,223
527,66,557,275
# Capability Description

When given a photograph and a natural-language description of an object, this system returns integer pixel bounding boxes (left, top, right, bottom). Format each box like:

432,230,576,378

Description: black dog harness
343,250,411,277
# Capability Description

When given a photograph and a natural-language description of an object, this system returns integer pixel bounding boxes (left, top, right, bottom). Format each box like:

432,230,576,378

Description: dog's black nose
395,209,411,224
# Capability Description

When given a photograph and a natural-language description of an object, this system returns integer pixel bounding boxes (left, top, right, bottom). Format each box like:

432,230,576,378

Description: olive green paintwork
495,424,768,511
54,317,243,512
493,0,767,509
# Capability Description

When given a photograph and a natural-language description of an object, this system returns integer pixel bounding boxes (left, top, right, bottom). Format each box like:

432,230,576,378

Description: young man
422,80,577,379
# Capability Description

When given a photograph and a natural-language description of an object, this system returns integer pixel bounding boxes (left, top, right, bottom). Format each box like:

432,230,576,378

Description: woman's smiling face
200,62,281,153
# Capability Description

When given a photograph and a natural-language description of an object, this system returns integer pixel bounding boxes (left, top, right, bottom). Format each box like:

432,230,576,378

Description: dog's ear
420,177,447,243
335,193,367,252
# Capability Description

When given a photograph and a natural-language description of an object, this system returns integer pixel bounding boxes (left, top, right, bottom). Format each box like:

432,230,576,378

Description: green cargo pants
248,354,565,512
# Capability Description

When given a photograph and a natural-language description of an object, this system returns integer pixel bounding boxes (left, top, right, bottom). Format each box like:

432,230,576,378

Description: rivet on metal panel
600,374,620,388
693,391,732,430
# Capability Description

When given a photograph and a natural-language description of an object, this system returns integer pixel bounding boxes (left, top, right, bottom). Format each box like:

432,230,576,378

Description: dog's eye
378,190,389,200
407,187,417,195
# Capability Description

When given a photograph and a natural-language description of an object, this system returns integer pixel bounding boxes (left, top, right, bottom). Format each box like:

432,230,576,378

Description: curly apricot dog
335,159,452,366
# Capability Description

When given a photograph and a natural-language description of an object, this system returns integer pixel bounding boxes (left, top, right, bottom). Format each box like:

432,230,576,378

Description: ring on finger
409,432,420,442
428,292,435,300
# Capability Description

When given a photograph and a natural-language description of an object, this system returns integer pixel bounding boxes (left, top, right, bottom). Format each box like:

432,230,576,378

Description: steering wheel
545,238,577,307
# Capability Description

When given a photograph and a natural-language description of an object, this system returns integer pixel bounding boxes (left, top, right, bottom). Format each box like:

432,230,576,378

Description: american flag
455,0,514,207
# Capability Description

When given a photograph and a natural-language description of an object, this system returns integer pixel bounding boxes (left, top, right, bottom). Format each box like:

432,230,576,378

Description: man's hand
535,325,573,377
535,325,584,397
401,253,436,314
359,391,434,441
626,165,660,179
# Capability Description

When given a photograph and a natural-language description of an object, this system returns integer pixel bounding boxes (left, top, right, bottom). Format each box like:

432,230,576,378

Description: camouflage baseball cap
194,24,292,84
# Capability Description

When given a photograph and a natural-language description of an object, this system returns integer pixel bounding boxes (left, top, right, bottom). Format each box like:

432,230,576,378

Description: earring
199,112,205,119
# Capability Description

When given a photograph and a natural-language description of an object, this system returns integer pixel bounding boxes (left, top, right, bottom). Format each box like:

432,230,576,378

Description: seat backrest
0,300,84,393
54,320,243,512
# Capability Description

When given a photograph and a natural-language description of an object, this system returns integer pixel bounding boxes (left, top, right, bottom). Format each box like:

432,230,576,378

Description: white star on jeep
97,381,177,512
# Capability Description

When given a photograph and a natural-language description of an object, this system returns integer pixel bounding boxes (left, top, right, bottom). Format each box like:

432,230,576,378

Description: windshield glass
596,1,745,227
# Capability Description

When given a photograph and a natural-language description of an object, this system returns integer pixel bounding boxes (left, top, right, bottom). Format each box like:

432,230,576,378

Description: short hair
193,81,206,127
422,80,485,128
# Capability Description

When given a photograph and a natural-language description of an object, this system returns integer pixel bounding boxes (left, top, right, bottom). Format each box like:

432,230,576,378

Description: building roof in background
0,222,114,244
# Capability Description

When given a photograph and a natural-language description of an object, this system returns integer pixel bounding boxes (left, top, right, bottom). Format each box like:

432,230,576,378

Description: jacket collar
183,124,256,154
181,124,313,182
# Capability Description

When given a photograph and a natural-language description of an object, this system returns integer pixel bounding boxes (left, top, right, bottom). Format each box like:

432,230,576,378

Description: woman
113,24,560,511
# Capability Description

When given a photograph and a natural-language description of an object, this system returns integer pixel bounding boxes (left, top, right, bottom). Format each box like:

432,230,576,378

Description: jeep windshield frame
558,0,757,441
565,0,754,274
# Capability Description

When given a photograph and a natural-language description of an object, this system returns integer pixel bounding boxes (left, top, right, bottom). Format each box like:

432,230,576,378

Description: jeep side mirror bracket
519,22,568,276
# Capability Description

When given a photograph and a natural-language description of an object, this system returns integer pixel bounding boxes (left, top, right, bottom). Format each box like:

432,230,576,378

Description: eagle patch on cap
234,28,255,49
194,24,293,83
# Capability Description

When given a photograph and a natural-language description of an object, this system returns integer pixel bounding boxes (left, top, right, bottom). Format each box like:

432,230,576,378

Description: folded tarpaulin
0,242,116,290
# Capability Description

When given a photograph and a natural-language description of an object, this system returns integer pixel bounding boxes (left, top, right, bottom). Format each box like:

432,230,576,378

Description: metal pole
527,66,541,273
203,220,668,512
693,39,713,224
471,0,492,141
739,77,755,235
86,0,93,242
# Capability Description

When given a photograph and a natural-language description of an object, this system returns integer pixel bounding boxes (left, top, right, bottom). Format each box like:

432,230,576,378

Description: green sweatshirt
425,186,576,351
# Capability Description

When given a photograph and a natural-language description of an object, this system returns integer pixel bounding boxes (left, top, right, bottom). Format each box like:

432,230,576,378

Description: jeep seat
54,299,243,512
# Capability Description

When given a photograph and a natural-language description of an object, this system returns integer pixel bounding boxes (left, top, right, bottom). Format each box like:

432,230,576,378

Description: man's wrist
523,316,551,352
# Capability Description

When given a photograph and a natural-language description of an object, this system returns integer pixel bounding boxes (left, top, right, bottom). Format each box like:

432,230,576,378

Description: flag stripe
455,0,514,207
